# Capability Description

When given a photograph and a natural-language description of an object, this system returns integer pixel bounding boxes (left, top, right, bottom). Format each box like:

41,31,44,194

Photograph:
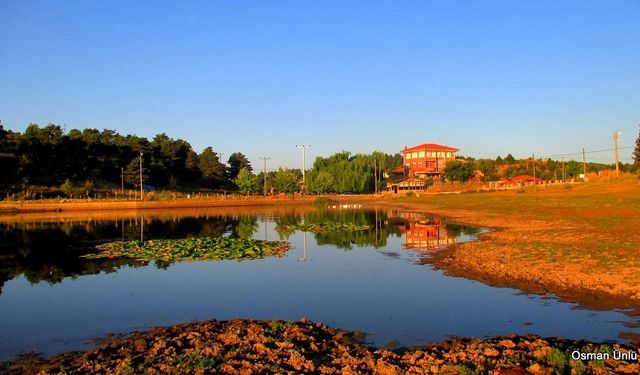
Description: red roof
401,143,459,153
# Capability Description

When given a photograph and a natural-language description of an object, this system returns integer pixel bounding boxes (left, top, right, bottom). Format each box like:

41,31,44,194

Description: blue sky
1,1,638,168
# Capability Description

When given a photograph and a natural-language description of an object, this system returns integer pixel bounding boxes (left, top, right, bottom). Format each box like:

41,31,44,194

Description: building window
418,151,425,158
412,152,418,159
406,154,411,160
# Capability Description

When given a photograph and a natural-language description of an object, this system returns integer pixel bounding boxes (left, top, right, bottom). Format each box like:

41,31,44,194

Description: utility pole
561,157,565,181
532,154,536,180
374,158,378,194
259,156,270,196
582,148,587,179
296,145,311,193
139,150,144,200
121,167,124,197
614,130,621,177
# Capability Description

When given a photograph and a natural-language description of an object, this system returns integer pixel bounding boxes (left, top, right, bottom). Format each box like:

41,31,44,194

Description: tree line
0,123,252,197
1,122,638,198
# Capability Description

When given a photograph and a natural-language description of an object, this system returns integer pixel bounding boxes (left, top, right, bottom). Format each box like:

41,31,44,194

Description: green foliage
545,348,567,370
504,153,516,164
425,177,434,188
235,167,258,195
443,160,474,182
0,123,259,196
306,170,334,193
274,210,399,249
227,152,252,181
634,124,640,167
84,237,290,262
306,151,390,194
59,179,73,195
198,147,226,188
475,159,499,181
566,160,583,177
273,168,299,194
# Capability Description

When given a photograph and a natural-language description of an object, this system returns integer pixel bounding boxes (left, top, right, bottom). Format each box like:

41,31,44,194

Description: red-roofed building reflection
393,212,456,250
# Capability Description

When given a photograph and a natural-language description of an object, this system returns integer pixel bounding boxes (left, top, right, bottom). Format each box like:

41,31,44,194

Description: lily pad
83,237,289,261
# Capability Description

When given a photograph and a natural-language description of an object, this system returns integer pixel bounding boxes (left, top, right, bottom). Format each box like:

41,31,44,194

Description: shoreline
364,180,640,312
0,196,321,214
2,318,638,374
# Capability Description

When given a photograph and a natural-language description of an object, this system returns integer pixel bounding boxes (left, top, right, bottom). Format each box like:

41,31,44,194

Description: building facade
388,143,460,193
401,143,459,178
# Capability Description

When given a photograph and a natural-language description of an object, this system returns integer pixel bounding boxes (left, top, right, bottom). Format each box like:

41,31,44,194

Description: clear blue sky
1,0,638,168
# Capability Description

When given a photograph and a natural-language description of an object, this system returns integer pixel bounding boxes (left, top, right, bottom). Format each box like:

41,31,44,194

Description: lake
0,206,638,360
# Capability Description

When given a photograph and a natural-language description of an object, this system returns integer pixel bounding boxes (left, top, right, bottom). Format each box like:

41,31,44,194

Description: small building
387,176,429,193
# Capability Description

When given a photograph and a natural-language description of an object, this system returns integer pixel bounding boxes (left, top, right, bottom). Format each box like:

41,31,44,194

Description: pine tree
634,124,640,167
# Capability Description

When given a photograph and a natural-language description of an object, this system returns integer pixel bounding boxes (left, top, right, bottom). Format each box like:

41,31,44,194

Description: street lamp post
296,145,311,193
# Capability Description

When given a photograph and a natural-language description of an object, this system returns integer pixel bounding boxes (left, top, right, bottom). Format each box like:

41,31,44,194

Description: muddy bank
366,182,640,311
427,245,640,313
2,319,639,374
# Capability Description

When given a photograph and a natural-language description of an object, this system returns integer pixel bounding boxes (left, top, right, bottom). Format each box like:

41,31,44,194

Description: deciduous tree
273,168,299,194
235,167,258,195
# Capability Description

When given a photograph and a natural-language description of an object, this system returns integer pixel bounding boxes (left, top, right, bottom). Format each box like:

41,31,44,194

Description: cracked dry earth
2,319,639,375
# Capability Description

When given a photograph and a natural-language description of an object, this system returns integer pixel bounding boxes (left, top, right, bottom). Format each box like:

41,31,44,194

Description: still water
0,207,638,360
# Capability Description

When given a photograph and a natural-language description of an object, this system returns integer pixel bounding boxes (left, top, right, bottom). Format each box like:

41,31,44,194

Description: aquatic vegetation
82,237,289,261
276,222,371,233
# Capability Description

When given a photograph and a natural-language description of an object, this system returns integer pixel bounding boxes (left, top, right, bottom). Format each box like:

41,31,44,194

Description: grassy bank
375,177,640,308
3,319,638,375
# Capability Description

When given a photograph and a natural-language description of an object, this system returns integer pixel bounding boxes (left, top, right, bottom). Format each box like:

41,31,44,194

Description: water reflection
1,207,640,360
0,208,469,295
0,213,260,295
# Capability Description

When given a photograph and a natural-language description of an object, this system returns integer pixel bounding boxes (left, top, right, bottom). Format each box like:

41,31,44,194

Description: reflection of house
388,143,459,193
397,217,457,249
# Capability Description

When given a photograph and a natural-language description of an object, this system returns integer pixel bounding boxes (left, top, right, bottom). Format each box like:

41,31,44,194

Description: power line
540,146,633,159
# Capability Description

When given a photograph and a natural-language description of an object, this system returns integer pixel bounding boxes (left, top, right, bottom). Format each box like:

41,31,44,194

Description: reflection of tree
0,215,241,295
445,224,482,238
230,216,259,239
275,210,403,250
274,213,302,240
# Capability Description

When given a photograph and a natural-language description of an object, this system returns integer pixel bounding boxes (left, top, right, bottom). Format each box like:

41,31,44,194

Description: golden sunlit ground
377,177,640,308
